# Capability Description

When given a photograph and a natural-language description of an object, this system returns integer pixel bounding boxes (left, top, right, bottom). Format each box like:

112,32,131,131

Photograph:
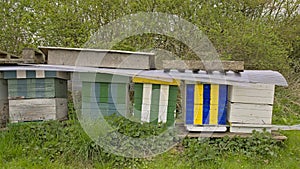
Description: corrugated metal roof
38,46,155,56
0,65,288,86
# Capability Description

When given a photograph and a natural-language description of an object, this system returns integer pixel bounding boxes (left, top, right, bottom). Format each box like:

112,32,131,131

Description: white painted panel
36,70,45,78
227,103,273,124
141,84,152,122
16,70,26,78
158,105,168,123
228,84,275,104
158,85,169,123
186,125,227,132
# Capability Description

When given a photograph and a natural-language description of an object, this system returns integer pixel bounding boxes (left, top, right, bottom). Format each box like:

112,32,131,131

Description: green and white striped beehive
132,77,179,126
3,70,70,122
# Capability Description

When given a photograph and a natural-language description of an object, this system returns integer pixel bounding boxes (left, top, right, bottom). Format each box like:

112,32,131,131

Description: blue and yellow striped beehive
185,84,228,126
132,77,179,126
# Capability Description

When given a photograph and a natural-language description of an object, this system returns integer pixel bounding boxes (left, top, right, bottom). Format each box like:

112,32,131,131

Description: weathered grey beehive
3,70,70,122
0,72,8,127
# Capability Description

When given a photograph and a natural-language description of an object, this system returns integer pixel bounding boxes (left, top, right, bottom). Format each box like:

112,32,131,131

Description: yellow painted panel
209,105,218,124
132,77,180,86
210,84,219,105
210,84,219,124
194,104,203,125
194,84,203,104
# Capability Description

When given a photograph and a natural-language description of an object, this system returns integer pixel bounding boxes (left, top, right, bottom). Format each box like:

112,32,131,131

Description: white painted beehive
227,83,275,133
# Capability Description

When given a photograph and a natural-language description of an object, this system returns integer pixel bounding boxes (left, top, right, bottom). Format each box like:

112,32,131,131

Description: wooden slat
227,103,273,124
228,84,275,104
9,98,68,122
163,60,244,72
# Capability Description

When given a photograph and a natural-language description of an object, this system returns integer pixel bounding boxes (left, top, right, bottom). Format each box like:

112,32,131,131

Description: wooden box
227,83,275,133
132,77,179,126
184,83,228,132
3,70,70,123
80,73,130,119
0,73,8,127
9,98,68,122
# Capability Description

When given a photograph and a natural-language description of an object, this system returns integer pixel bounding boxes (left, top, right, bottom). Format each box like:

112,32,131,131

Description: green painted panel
168,86,178,101
117,83,127,104
150,84,160,124
133,83,143,120
99,83,109,103
54,79,67,98
82,82,92,97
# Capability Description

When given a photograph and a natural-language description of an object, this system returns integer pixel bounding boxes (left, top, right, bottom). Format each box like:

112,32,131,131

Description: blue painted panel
4,71,16,79
45,71,56,77
186,84,194,124
26,71,36,78
218,105,227,125
218,85,228,106
202,104,210,124
218,85,227,124
203,84,211,99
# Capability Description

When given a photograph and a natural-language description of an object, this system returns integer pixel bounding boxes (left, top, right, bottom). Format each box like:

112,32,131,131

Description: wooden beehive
3,70,70,122
227,83,275,133
184,83,228,132
0,72,8,127
132,77,179,126
80,73,130,119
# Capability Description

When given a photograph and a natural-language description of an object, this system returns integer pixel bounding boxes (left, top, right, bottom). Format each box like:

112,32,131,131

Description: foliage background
0,0,299,71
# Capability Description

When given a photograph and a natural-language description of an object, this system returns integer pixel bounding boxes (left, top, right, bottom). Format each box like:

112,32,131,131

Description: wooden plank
80,72,129,83
9,98,68,122
230,125,272,133
228,84,275,104
132,77,180,86
227,103,272,124
175,123,286,140
163,60,244,71
0,50,20,59
185,125,227,132
0,99,9,128
43,48,155,70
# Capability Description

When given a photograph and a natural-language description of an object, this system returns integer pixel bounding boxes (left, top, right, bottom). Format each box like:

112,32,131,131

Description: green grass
0,118,299,168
